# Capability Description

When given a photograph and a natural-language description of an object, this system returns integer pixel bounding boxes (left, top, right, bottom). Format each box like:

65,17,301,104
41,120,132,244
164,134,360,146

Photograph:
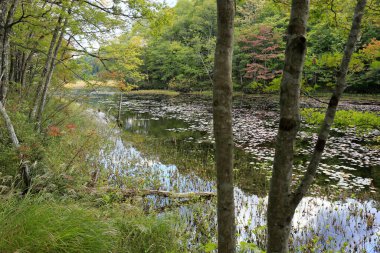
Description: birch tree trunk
267,0,310,252
212,0,236,251
267,1,367,252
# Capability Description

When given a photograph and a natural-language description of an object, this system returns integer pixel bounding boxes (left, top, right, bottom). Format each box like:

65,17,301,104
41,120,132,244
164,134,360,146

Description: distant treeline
77,0,380,93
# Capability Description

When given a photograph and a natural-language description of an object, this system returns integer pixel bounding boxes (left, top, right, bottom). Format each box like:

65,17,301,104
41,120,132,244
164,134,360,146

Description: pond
76,89,380,252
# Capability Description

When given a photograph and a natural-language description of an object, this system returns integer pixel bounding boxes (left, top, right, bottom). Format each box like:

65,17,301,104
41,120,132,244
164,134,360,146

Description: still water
81,90,379,252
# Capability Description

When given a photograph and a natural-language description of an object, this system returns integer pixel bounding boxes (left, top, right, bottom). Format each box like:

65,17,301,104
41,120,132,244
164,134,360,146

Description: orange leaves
47,123,78,137
47,125,61,137
361,38,380,61
66,123,77,132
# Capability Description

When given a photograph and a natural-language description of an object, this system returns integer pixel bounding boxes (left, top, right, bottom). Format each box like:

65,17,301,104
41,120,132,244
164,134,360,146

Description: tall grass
0,196,181,253
117,215,180,253
0,197,115,253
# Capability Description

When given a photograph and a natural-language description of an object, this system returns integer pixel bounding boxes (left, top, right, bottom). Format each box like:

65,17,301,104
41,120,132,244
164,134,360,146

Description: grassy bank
301,108,380,132
0,95,181,253
0,195,180,253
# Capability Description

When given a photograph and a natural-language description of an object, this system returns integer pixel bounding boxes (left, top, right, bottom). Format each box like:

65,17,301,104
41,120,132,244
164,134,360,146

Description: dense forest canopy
76,0,380,93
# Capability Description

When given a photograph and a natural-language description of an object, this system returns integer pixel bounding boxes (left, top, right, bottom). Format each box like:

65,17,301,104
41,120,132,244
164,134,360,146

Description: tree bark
291,0,367,209
30,12,64,120
35,1,74,131
267,1,367,252
0,0,19,103
266,1,310,252
212,0,236,252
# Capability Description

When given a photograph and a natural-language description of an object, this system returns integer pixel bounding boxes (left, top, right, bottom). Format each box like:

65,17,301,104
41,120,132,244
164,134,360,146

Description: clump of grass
301,108,380,132
117,214,181,253
0,196,116,253
0,196,181,253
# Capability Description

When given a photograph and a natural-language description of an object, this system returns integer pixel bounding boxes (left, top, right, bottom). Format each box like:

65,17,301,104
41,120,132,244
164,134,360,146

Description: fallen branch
89,187,216,199
122,189,216,199
0,101,31,193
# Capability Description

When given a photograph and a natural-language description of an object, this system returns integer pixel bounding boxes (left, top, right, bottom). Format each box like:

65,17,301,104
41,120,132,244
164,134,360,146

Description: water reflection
83,91,380,252
99,133,379,252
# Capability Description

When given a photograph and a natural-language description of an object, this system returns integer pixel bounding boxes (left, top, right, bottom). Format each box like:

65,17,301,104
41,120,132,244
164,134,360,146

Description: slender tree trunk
267,1,367,252
30,13,63,120
19,51,33,99
212,0,236,252
117,93,123,127
0,101,19,146
0,0,19,103
266,1,310,252
291,0,367,207
35,2,73,131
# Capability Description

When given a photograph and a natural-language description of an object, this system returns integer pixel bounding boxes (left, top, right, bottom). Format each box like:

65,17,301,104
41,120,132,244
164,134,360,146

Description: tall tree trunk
35,0,75,131
291,0,367,208
267,1,367,252
30,12,64,120
266,0,310,252
212,0,236,252
19,50,33,99
0,0,19,103
35,11,70,131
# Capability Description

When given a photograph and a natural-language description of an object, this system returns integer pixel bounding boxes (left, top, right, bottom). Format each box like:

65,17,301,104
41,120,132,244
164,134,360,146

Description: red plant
66,123,77,132
47,125,61,137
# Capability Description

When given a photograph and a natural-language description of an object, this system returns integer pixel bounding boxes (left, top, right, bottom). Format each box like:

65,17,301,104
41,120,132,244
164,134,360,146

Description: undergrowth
0,194,180,253
0,93,181,253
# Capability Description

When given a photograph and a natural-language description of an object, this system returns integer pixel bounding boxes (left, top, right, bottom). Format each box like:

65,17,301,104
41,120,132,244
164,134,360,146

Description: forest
0,0,379,252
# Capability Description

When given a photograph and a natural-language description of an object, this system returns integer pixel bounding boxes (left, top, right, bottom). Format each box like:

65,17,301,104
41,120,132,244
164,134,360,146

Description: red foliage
47,125,61,137
65,123,77,132
239,25,283,81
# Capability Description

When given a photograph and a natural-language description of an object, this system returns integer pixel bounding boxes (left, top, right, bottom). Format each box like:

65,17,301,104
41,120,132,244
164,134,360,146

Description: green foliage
0,197,116,253
239,241,265,252
0,195,181,253
67,0,379,94
117,214,180,253
263,77,281,93
97,35,146,88
202,241,217,252
301,108,380,132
